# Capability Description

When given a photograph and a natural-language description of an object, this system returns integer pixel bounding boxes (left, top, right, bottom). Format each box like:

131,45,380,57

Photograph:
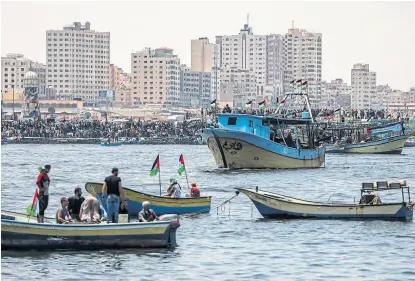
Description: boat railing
361,180,411,203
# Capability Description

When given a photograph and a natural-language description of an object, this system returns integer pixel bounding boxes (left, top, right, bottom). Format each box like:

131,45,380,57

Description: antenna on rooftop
247,14,250,26
292,20,295,28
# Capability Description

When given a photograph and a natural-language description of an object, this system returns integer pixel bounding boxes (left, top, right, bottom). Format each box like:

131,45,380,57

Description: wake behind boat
237,179,413,221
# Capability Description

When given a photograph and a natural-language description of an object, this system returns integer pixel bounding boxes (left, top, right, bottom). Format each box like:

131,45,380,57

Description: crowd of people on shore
1,118,206,142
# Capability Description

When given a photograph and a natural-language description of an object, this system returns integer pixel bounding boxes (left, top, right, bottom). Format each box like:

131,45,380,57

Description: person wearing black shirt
102,167,124,223
68,187,85,221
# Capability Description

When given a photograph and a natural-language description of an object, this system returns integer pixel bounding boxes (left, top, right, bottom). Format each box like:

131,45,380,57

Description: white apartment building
191,38,217,72
131,47,180,106
351,63,376,110
213,67,257,108
282,28,322,108
320,79,351,109
46,22,110,105
1,54,51,99
264,34,284,102
215,24,267,95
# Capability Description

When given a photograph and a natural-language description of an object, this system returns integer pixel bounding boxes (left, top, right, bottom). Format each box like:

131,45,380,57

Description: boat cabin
217,113,321,149
359,179,411,204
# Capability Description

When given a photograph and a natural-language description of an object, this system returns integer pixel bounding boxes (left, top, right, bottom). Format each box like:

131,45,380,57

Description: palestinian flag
296,79,302,88
290,79,296,88
334,107,341,117
149,155,160,176
26,188,39,217
178,154,185,176
210,99,216,108
244,100,253,110
301,80,308,91
258,100,267,110
279,99,286,108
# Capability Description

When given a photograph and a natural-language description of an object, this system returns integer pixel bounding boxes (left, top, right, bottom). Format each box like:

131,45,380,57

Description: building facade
320,79,351,109
351,63,377,110
179,65,211,108
131,48,180,106
46,21,110,105
282,28,322,108
191,38,217,73
1,54,49,99
109,64,131,107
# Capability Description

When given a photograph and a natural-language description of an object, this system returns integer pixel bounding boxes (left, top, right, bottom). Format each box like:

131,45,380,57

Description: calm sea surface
1,144,415,281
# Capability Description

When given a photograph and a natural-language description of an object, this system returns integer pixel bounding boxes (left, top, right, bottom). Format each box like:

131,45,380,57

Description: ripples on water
1,145,415,280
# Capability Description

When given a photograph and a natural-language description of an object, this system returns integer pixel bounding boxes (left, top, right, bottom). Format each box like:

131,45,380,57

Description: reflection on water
1,145,415,280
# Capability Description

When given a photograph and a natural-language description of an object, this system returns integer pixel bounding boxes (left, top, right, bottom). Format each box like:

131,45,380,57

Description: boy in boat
56,197,74,224
138,201,158,222
166,178,182,198
68,187,85,221
190,182,200,198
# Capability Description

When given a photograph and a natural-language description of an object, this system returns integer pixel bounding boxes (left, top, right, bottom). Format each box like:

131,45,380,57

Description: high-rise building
46,22,110,105
1,54,49,99
265,34,284,102
191,38,217,73
179,65,211,108
215,23,267,94
351,63,377,109
282,28,322,108
131,47,180,106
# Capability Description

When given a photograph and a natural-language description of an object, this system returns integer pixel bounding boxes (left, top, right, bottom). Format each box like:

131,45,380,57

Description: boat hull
325,144,345,154
85,182,211,216
206,129,325,169
344,135,407,154
1,212,180,250
237,188,413,221
100,143,121,147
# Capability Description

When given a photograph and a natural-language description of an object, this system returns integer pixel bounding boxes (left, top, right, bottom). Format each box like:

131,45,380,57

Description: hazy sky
1,1,414,90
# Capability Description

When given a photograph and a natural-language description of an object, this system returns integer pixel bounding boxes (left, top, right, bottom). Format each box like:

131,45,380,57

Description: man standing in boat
36,164,51,223
102,167,124,223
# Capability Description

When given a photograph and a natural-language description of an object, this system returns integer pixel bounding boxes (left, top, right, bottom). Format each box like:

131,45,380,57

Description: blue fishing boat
202,93,325,169
85,182,212,216
237,180,413,221
1,210,180,250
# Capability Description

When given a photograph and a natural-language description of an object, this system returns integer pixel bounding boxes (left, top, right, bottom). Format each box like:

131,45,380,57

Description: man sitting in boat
138,201,158,222
190,182,200,198
56,197,74,224
166,178,182,198
68,187,85,221
79,197,103,223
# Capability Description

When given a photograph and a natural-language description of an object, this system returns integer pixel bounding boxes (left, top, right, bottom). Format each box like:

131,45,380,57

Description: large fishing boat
237,179,413,221
202,93,325,169
326,121,407,154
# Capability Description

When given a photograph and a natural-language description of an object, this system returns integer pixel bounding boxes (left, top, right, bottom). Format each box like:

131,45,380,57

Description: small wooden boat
1,210,180,250
85,182,212,216
237,180,413,221
325,144,345,154
100,142,121,147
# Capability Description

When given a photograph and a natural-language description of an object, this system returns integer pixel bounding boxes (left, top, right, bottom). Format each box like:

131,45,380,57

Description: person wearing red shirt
190,182,200,198
36,164,51,223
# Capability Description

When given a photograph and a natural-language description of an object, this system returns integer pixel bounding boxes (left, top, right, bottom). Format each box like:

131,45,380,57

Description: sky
1,1,414,90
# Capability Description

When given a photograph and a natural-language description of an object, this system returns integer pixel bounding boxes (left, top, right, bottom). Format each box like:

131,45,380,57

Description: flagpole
184,163,190,190
158,155,162,196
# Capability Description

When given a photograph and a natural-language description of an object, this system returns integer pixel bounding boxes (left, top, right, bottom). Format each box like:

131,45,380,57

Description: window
227,117,237,126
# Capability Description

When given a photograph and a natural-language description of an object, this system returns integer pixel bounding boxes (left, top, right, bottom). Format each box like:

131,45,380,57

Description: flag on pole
296,79,302,88
26,188,39,217
149,155,160,176
258,100,267,110
290,79,296,88
244,100,253,110
178,154,185,176
301,80,308,91
210,99,216,108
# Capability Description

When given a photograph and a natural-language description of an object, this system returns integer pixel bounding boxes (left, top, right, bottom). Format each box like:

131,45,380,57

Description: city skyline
1,1,414,91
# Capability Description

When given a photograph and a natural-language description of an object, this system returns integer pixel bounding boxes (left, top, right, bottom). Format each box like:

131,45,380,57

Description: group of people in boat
35,165,201,224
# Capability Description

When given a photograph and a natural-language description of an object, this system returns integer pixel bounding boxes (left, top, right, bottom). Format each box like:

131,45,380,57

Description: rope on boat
185,191,240,218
